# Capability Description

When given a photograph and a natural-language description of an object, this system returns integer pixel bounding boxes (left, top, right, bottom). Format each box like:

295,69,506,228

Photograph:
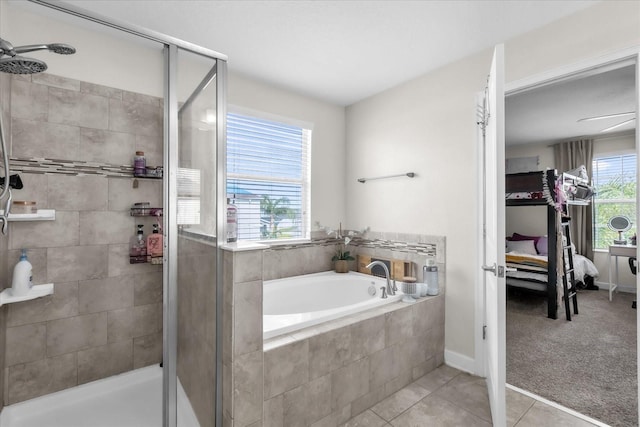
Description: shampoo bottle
147,223,163,257
226,198,237,243
129,224,147,263
11,249,33,297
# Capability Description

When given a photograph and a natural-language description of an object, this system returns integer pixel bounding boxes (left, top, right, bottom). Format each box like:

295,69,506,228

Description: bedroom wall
506,132,637,289
346,1,640,365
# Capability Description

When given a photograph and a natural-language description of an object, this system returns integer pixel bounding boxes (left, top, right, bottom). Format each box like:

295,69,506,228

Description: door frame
475,45,640,419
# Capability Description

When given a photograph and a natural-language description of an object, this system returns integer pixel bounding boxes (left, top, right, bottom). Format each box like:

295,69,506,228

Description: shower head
0,56,47,74
13,43,76,56
46,44,76,55
0,37,75,74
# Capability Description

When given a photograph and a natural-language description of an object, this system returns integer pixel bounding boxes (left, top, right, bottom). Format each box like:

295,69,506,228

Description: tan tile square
390,394,491,427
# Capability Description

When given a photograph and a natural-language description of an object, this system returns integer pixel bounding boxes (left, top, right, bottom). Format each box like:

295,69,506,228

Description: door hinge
483,325,487,340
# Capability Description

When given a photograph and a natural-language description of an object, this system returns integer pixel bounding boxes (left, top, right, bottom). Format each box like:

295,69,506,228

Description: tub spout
366,260,396,296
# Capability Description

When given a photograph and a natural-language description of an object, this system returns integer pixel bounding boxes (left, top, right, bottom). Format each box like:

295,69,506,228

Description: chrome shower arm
12,44,50,55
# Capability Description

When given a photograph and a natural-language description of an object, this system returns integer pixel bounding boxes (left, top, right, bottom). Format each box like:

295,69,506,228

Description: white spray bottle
11,249,32,297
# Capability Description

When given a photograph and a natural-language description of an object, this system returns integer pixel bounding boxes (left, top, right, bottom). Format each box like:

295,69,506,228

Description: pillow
536,236,548,255
506,239,537,255
510,233,542,246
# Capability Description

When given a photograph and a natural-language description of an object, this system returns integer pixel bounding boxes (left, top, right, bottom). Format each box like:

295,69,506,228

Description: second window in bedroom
592,153,637,250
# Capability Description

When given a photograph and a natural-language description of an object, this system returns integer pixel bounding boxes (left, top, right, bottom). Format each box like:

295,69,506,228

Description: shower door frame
26,2,228,426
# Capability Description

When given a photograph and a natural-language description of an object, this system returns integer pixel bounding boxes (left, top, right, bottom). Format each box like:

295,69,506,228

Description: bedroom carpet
507,288,637,427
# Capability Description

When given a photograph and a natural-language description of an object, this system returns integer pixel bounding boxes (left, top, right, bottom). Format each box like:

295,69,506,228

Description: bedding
506,251,599,286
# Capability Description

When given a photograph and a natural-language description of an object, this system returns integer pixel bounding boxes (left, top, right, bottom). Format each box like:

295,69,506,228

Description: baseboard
444,349,477,375
594,281,636,294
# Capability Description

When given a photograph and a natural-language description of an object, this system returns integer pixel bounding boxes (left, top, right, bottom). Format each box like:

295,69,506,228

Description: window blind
592,153,637,249
227,112,311,241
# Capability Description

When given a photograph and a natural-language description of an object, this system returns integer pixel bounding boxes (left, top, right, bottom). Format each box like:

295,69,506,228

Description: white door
481,44,506,427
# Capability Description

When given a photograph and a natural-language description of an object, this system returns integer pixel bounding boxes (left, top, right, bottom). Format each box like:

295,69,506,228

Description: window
227,111,312,241
592,153,637,249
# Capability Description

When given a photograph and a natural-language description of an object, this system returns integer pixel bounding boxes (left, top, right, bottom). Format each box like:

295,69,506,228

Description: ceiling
506,64,637,146
56,0,599,106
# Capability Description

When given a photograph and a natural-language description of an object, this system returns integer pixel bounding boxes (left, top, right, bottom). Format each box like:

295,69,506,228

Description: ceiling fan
577,111,636,133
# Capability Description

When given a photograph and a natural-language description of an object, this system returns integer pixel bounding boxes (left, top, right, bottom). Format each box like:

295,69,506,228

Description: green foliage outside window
592,155,637,249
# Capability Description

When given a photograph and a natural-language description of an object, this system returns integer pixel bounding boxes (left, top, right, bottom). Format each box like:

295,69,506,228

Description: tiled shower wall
1,73,164,404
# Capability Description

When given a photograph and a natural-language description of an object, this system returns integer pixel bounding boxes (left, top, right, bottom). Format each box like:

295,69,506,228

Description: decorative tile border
10,157,134,178
269,230,440,259
9,157,134,178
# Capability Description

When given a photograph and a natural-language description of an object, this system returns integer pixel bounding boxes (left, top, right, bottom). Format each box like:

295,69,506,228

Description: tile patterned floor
342,365,600,427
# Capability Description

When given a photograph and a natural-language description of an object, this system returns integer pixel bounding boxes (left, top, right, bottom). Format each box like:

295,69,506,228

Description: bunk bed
505,169,597,319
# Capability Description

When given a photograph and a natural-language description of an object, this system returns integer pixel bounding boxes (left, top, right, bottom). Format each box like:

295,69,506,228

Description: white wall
346,1,640,361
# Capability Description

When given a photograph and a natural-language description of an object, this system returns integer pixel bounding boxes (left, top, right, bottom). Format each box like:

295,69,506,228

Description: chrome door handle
482,263,497,275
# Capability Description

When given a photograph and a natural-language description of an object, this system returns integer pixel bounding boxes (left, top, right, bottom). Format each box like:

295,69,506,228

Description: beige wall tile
133,332,162,368
47,245,108,283
234,280,262,357
283,375,332,426
107,303,161,343
79,211,134,245
109,98,162,137
108,244,161,277
264,339,309,400
48,87,109,129
301,245,333,275
5,323,46,367
7,353,77,404
308,327,352,380
7,281,78,327
234,250,263,283
11,118,80,159
79,276,135,314
77,340,133,385
48,175,108,211
369,345,402,390
233,350,263,426
262,249,303,281
80,81,122,100
412,296,442,337
108,178,162,211
47,312,107,356
223,362,233,423
122,91,161,107
11,79,48,122
32,74,81,92
10,211,79,249
9,173,48,209
350,316,385,362
384,307,413,347
133,271,163,306
330,357,370,410
264,395,283,427
79,128,136,166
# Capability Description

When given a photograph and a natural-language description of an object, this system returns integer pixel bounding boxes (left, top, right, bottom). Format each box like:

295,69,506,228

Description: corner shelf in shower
0,283,54,307
0,209,55,221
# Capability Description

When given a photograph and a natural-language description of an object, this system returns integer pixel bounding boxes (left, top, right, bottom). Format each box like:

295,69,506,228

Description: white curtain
553,139,594,260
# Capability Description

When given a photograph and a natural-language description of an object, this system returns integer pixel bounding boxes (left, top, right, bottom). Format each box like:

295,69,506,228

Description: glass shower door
165,46,225,427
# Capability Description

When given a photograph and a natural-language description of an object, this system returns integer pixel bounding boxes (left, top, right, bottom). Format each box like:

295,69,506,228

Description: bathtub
263,270,403,339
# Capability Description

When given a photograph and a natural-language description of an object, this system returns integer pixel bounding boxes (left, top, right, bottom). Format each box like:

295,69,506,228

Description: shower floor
0,365,199,427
